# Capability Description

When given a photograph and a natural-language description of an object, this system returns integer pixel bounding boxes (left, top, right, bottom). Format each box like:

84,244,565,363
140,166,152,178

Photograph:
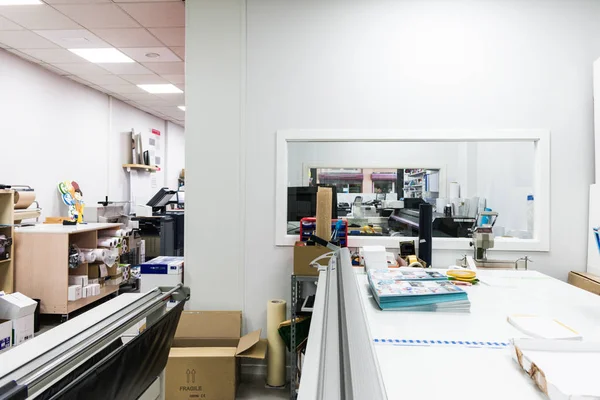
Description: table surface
356,268,600,400
15,222,122,234
300,267,600,399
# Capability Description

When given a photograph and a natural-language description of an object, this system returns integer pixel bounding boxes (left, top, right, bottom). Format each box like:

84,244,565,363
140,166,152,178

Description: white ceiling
0,0,185,126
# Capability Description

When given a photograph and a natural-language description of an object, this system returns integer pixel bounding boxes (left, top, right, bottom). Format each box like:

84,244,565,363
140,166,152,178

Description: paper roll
14,191,36,210
267,299,287,387
97,238,115,248
104,248,118,267
102,229,125,237
80,250,97,263
91,249,107,262
435,198,447,213
449,182,460,199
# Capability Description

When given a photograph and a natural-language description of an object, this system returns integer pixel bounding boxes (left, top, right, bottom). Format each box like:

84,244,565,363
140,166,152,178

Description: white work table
301,267,600,400
15,222,121,234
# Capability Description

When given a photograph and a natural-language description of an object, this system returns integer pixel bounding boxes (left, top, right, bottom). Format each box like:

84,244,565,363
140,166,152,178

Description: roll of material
87,249,107,262
97,238,116,248
104,249,118,267
79,250,97,263
102,229,126,237
266,299,287,387
100,236,123,245
14,191,36,210
449,182,460,199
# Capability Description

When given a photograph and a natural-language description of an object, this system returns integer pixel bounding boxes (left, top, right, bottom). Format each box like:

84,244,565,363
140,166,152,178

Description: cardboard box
0,319,11,354
0,292,37,320
568,271,600,295
68,285,82,301
293,241,332,276
68,275,88,287
141,256,183,275
12,314,34,346
166,311,267,400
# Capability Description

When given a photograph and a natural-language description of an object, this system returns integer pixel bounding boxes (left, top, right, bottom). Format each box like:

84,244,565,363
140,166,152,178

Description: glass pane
287,141,535,240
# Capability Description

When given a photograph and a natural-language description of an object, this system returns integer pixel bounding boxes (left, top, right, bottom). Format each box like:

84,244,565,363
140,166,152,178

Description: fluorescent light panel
0,0,42,4
178,106,186,111
137,84,183,94
69,48,134,64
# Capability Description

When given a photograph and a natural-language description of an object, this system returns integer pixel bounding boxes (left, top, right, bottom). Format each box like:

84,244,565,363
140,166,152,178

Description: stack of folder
367,268,471,312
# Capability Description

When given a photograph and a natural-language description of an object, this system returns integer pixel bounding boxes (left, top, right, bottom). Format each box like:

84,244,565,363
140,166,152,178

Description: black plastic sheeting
41,300,185,400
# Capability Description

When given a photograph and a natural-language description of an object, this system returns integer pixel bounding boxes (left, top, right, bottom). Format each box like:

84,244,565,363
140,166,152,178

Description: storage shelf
67,285,119,313
122,164,158,172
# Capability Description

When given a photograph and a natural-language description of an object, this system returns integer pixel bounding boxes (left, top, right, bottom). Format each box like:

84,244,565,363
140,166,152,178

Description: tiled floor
237,380,289,400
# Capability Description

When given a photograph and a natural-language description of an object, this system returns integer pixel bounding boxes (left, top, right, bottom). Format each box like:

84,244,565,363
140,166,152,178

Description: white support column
185,0,246,310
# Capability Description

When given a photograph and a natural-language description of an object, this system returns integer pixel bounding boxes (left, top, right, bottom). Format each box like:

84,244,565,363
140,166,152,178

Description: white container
12,314,34,346
527,194,535,235
68,285,82,301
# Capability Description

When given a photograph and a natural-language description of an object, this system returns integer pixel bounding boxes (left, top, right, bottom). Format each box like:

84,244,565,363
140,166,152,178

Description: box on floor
0,292,36,347
166,311,267,400
568,271,600,295
0,319,11,354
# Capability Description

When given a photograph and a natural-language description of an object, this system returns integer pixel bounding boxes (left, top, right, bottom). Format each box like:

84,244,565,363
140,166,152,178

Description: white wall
166,122,185,190
187,0,598,334
0,49,184,219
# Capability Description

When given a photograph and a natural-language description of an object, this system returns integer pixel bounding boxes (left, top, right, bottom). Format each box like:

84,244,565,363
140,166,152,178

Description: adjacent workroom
3,0,600,399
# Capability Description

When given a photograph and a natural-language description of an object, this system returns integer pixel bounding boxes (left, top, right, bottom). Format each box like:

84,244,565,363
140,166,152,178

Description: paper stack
367,268,470,312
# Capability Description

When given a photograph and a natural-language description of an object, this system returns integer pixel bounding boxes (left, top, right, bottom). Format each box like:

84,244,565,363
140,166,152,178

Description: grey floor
237,380,289,400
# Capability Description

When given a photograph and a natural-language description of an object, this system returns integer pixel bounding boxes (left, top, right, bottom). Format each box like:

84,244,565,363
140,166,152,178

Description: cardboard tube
267,299,287,387
14,191,36,210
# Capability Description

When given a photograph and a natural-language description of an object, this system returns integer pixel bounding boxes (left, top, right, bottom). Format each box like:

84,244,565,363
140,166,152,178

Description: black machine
287,185,338,222
389,208,475,238
134,188,185,259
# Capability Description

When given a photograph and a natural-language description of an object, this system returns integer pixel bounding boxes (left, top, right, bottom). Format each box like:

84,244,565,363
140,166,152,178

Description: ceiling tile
148,27,183,47
0,31,58,49
97,62,152,75
0,5,81,30
52,62,111,75
0,15,22,31
142,61,184,75
39,63,69,76
54,4,140,29
120,73,167,85
162,74,184,84
79,74,129,85
91,28,162,48
170,46,184,60
67,75,94,85
135,99,172,107
45,0,111,3
97,83,145,95
114,0,180,2
5,48,40,63
154,92,184,104
119,46,180,63
120,92,161,101
18,48,83,63
33,29,110,49
118,2,184,28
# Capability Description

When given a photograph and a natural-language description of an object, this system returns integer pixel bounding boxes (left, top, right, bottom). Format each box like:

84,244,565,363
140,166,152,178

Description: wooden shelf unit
0,190,14,293
123,163,158,172
14,223,122,315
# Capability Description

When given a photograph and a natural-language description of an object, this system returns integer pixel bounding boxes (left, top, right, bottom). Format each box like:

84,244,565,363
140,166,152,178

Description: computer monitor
287,185,338,222
147,187,177,209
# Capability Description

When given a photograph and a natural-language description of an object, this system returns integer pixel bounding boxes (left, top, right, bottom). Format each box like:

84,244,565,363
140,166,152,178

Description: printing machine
0,285,189,400
389,208,475,238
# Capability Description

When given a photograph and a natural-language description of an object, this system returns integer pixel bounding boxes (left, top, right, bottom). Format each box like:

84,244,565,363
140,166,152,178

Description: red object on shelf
299,217,348,247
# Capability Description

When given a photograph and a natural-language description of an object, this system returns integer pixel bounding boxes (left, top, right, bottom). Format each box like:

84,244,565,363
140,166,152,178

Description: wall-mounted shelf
122,164,158,173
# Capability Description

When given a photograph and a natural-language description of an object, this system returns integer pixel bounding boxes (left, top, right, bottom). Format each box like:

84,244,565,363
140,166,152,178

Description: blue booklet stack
367,268,470,312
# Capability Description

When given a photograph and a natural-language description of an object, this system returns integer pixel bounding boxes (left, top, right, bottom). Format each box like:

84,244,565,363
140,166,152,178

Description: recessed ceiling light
145,52,160,59
178,106,186,111
0,0,42,4
137,84,183,94
68,48,134,64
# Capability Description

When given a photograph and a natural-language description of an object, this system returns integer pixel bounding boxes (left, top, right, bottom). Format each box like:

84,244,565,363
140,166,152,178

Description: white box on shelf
67,285,82,301
68,275,88,287
0,292,37,320
0,319,11,354
12,314,34,346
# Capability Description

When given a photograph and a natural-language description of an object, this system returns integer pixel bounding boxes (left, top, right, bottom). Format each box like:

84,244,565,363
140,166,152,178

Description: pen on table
451,280,472,286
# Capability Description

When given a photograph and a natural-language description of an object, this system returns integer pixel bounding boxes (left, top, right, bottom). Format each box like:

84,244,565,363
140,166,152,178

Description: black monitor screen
288,186,337,222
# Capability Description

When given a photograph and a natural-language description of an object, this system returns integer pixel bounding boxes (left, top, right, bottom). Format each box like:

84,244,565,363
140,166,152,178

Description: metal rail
0,285,188,398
